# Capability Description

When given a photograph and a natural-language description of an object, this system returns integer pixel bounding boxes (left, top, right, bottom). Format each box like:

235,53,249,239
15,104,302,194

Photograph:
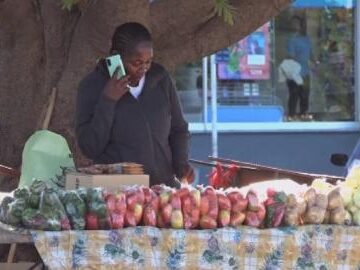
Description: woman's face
123,41,153,86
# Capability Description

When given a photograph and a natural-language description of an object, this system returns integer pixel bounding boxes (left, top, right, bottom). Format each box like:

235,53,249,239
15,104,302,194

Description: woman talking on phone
75,22,193,187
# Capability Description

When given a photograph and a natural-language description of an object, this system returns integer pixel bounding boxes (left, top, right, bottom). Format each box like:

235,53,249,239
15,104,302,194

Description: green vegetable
0,196,15,223
14,187,30,201
61,191,86,230
6,198,27,226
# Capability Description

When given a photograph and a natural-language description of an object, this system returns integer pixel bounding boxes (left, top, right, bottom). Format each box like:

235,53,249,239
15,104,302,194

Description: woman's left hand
181,164,195,184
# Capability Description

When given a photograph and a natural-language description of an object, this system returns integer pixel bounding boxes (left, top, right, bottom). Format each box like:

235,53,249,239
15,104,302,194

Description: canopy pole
210,54,218,157
202,57,209,128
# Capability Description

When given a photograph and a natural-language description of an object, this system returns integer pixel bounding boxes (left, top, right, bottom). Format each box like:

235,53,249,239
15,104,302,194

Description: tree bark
0,0,291,188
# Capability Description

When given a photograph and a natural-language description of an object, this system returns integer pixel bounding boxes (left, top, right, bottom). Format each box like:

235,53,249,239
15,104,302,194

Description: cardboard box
65,172,149,190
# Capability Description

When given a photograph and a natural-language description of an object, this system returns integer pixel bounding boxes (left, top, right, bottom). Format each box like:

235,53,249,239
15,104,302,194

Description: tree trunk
0,0,291,188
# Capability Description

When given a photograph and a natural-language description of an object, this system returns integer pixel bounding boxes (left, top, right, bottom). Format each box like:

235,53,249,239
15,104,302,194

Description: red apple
111,213,124,229
245,211,261,227
171,194,182,210
125,210,137,227
230,212,246,227
231,198,249,213
171,209,184,229
218,210,231,227
133,203,143,224
161,203,172,224
246,191,259,211
200,195,210,216
157,213,167,228
217,193,231,211
143,205,157,227
200,216,217,229
159,192,171,207
190,189,201,208
182,196,192,215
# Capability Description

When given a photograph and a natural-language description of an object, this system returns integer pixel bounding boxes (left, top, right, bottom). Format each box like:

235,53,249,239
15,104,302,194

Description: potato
330,207,346,225
344,210,352,225
315,193,328,209
304,188,316,207
287,194,297,208
298,199,307,215
323,210,331,224
327,189,343,210
304,206,326,224
284,209,300,226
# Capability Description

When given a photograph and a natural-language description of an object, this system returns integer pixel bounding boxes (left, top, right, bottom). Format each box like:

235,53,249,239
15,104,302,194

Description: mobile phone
105,54,126,79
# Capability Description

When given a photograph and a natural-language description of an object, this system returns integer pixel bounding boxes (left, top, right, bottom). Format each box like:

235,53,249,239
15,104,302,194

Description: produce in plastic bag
142,187,159,227
303,188,327,224
124,186,144,227
284,193,306,226
0,196,15,223
264,189,287,228
39,187,71,230
61,190,86,230
6,198,27,226
226,188,247,227
86,188,110,230
199,186,218,229
244,190,266,228
181,185,200,229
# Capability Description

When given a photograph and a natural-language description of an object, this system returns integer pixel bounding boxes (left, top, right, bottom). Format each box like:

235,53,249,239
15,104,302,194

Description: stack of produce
264,189,287,228
226,189,247,227
5,177,360,231
244,190,266,228
199,186,219,229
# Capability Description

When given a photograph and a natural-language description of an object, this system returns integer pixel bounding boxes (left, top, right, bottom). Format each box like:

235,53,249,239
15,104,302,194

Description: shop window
174,0,356,125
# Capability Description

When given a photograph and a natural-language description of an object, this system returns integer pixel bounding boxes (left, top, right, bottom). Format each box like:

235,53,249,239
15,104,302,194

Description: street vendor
75,22,193,187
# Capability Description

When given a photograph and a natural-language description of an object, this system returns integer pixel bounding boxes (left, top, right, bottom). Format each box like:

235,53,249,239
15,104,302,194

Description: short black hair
110,22,152,57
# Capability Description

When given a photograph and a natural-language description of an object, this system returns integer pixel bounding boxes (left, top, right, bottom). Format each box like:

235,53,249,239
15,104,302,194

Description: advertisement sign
292,0,354,8
216,22,271,80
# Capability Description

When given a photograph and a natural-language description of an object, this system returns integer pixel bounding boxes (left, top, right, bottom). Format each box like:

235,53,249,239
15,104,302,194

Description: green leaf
214,0,237,25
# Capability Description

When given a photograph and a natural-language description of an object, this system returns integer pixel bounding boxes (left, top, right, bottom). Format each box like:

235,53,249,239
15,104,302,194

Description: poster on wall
216,22,271,80
292,0,354,8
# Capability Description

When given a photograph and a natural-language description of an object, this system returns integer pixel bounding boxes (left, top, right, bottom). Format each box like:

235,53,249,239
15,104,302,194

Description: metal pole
210,54,218,157
355,1,360,121
202,57,209,126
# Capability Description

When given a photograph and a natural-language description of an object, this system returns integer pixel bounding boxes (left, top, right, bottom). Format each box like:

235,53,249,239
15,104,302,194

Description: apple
218,210,230,227
230,212,246,227
171,210,184,229
200,216,217,229
161,203,172,224
182,196,192,215
157,213,166,228
115,192,127,214
171,194,182,210
190,189,201,208
200,195,210,216
177,187,190,198
227,191,243,204
217,193,231,211
150,196,160,212
159,192,171,207
245,211,261,227
143,205,157,227
184,214,193,229
257,203,266,222
133,203,143,224
125,210,137,227
190,208,200,227
142,187,153,204
232,198,249,213
247,191,259,211
127,194,138,211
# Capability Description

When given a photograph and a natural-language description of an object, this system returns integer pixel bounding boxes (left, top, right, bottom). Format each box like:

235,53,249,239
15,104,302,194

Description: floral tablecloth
31,225,360,270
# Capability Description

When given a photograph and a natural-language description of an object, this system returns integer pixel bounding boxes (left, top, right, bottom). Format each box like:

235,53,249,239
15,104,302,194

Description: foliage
60,0,237,25
213,0,237,25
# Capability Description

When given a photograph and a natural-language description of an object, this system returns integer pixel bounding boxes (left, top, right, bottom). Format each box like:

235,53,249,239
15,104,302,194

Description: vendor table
2,223,360,270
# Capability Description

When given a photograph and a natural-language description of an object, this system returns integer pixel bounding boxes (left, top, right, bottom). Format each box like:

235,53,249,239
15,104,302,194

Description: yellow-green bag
19,130,75,188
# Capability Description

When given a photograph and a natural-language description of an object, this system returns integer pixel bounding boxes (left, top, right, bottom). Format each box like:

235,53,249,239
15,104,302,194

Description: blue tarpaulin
292,0,355,8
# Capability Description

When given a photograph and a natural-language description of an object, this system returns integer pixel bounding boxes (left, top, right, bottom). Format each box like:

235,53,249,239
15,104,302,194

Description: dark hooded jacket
76,61,190,187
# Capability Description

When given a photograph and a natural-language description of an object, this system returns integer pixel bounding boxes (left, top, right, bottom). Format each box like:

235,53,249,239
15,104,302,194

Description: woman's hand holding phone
104,67,130,102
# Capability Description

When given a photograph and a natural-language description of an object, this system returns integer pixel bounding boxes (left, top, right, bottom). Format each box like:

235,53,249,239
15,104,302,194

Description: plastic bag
61,190,86,230
38,187,71,230
19,130,75,188
86,188,110,230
